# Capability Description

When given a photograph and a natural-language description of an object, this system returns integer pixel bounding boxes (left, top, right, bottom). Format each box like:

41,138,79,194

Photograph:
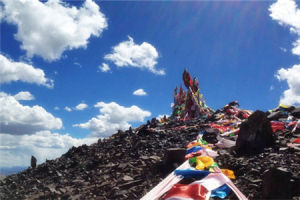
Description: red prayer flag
183,70,193,89
292,137,300,144
163,183,209,200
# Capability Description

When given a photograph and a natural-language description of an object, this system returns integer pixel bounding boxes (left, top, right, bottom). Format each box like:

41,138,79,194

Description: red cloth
185,151,203,160
237,110,249,119
271,121,286,133
210,123,232,133
226,108,236,115
271,121,286,126
183,70,193,89
163,183,209,200
292,138,300,144
271,125,286,133
288,121,297,127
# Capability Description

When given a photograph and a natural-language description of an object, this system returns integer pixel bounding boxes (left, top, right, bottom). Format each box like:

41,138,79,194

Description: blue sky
1,0,300,167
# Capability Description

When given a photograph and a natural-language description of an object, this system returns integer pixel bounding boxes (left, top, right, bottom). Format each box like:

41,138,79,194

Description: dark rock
202,128,219,144
235,110,275,155
160,148,186,174
164,148,186,166
31,156,37,169
292,177,300,196
263,168,293,199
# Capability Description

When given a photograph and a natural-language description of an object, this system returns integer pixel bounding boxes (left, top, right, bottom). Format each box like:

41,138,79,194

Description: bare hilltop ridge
1,71,300,200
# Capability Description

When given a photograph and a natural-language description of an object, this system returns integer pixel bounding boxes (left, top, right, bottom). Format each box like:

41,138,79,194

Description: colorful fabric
192,172,229,191
271,121,286,133
185,152,203,160
195,156,214,170
174,169,210,179
292,137,300,144
221,169,236,179
182,70,193,89
186,146,202,154
163,183,209,200
186,141,202,149
211,185,231,199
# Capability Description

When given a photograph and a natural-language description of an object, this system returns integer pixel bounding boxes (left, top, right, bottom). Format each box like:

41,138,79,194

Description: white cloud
0,54,53,87
14,91,35,101
75,103,88,111
64,106,72,112
0,6,3,22
99,63,110,72
74,62,82,68
1,0,107,61
0,93,96,167
275,64,300,105
269,0,300,56
54,106,60,110
0,92,62,135
0,131,98,167
74,102,151,137
270,85,274,91
280,47,287,52
133,88,147,96
104,36,165,75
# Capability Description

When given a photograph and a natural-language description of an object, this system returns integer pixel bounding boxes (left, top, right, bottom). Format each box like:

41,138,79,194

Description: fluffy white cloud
99,63,110,72
54,106,60,110
104,36,165,75
0,131,98,167
270,0,300,105
133,88,147,96
64,106,72,112
13,91,35,101
1,0,107,61
269,0,300,56
0,92,62,135
74,102,151,137
75,103,88,110
0,6,3,21
275,64,300,105
0,54,53,87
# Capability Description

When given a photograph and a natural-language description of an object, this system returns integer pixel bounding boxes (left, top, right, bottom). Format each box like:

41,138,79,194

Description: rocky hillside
0,110,300,200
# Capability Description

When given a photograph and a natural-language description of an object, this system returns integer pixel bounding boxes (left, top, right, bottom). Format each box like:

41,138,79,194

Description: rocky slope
0,115,299,200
